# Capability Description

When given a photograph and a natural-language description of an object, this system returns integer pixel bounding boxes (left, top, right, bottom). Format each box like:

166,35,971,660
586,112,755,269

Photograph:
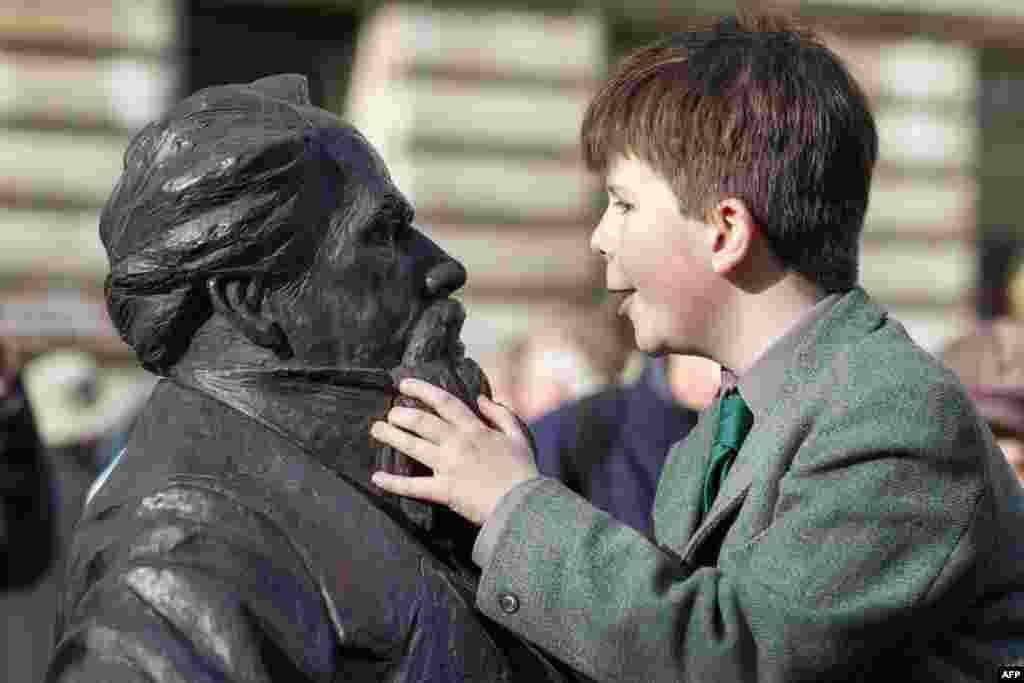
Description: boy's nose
590,209,612,257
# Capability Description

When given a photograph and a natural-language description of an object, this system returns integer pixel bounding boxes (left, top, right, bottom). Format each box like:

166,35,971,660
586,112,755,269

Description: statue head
100,75,482,398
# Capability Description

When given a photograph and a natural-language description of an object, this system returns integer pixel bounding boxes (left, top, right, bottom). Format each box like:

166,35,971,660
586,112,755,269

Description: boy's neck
713,273,826,376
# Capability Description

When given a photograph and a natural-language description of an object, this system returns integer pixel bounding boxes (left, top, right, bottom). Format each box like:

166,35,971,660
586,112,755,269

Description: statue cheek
374,293,416,339
394,246,420,277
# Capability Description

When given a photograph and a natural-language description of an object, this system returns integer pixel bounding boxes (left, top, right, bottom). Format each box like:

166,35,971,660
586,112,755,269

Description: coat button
498,593,519,614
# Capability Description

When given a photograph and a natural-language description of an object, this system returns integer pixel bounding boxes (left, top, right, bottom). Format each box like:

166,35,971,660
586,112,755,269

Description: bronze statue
46,75,567,682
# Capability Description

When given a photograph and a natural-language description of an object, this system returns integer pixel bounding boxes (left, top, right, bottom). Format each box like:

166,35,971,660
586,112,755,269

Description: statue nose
425,260,467,297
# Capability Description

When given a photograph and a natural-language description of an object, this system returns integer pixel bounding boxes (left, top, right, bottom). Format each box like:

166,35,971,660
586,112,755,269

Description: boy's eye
612,199,634,214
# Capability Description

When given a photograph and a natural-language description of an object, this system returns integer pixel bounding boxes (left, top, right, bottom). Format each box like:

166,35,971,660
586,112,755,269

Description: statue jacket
46,370,567,682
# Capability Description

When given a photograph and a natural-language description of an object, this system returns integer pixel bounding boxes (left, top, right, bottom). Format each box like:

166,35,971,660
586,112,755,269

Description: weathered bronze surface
46,75,567,682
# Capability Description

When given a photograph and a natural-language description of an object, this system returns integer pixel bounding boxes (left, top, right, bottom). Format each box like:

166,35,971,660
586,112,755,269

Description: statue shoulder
52,479,336,682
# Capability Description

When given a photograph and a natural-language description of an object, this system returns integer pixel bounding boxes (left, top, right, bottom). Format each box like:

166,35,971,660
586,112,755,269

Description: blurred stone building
0,1,1023,676
3,0,1023,366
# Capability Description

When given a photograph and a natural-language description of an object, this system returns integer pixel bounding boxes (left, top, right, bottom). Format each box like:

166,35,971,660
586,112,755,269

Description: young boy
371,14,1024,681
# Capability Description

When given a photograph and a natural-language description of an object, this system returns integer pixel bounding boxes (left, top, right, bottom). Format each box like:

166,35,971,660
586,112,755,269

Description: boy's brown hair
581,14,878,293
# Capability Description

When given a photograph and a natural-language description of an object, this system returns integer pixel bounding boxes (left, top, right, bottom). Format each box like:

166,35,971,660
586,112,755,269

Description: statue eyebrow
373,193,415,227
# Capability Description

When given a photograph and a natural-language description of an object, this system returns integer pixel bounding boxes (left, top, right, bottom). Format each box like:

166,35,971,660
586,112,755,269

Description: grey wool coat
476,287,1024,682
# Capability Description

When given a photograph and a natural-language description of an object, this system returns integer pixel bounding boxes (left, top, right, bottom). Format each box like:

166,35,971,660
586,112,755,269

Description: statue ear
207,276,292,358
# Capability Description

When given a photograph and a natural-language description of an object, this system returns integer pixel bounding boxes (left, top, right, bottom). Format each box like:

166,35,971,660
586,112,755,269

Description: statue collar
170,366,477,565
180,366,395,471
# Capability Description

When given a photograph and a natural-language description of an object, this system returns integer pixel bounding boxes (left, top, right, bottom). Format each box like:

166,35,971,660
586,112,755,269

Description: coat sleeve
46,484,338,683
475,381,989,682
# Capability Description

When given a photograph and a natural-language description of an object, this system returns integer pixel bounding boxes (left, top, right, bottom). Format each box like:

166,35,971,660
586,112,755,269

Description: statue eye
390,215,413,244
366,218,400,247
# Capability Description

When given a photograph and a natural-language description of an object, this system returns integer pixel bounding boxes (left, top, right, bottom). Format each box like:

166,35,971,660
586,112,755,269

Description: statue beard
390,297,491,408
378,298,491,565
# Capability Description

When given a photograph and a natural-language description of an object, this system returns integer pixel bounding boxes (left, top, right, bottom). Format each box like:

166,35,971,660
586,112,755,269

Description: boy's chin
635,330,696,358
632,324,669,355
634,338,669,357
627,307,666,352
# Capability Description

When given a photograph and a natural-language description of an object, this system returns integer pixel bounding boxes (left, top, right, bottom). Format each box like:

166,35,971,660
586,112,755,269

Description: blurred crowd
0,341,156,681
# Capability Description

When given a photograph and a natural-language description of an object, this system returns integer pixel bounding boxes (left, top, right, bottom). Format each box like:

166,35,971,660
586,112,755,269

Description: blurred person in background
1007,257,1024,323
0,349,154,683
23,350,156,484
471,337,527,414
0,338,55,591
515,299,635,422
0,341,57,683
938,318,1024,481
530,352,719,535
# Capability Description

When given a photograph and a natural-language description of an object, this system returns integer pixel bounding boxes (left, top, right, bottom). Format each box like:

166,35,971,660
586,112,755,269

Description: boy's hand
370,378,539,526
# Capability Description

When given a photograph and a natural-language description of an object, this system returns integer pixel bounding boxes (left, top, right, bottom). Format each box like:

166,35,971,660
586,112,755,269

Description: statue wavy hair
100,75,360,375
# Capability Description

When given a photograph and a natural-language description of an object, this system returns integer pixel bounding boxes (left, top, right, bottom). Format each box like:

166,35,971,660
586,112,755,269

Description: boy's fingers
478,395,526,439
398,378,479,427
370,421,440,468
371,471,446,505
387,406,448,443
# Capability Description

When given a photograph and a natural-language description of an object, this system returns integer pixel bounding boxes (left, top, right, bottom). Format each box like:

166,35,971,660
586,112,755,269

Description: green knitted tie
702,387,754,518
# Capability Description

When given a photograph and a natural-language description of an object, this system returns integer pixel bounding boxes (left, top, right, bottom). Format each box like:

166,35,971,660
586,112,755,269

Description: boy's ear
206,276,292,358
708,198,757,275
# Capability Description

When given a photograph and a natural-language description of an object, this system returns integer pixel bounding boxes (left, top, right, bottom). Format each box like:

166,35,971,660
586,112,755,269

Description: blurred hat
22,350,156,447
938,318,1024,438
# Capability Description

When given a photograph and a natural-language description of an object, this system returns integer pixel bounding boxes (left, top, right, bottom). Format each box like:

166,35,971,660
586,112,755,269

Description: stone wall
346,3,606,355
0,0,177,363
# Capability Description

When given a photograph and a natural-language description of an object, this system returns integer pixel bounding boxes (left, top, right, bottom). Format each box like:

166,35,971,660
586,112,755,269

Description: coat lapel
652,398,718,553
664,288,889,564
681,432,755,561
679,406,797,562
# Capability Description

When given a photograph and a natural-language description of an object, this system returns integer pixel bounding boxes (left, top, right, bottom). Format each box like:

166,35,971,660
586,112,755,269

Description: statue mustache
390,298,492,414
